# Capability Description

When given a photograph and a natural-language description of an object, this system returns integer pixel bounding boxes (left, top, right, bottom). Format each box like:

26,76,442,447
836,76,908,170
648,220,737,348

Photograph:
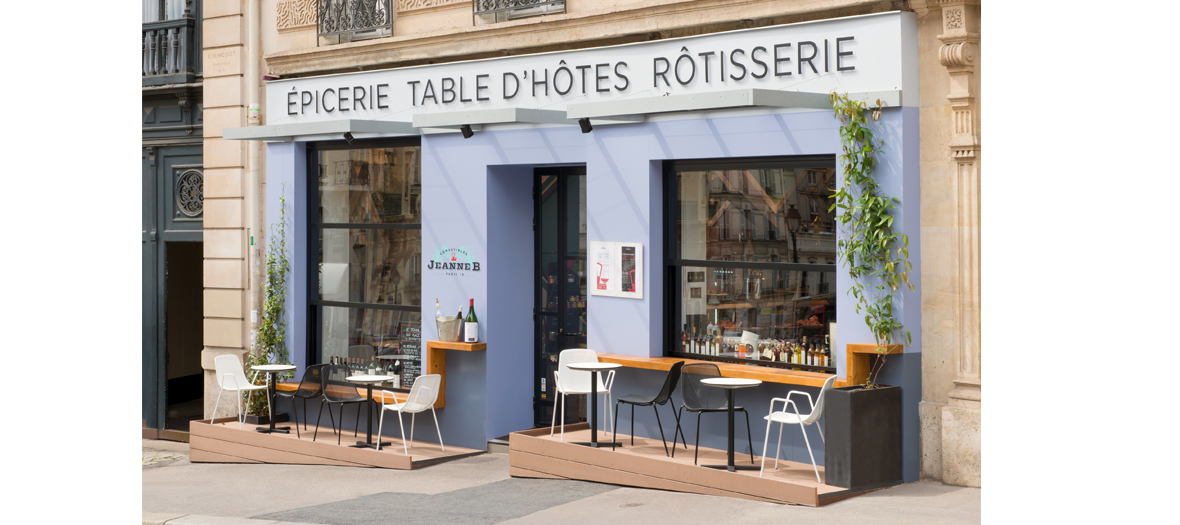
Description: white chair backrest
804,374,839,425
214,354,251,391
406,374,442,409
556,348,601,392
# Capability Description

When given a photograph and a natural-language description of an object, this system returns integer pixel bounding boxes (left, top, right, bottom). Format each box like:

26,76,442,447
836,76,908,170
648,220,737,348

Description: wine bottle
435,298,443,319
464,298,479,343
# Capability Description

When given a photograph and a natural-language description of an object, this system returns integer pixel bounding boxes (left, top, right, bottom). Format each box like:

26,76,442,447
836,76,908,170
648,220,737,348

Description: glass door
534,167,587,427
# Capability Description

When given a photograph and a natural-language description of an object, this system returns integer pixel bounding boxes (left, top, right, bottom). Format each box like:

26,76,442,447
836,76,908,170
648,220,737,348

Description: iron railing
473,0,565,24
142,17,199,85
318,0,393,43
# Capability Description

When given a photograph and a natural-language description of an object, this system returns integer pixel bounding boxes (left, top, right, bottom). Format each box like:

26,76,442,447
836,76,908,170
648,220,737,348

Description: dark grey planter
823,384,902,490
242,412,289,425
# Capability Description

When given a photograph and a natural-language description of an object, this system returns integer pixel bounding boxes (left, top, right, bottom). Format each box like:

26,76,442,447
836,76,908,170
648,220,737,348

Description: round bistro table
250,364,297,434
700,377,762,472
346,375,395,449
565,362,623,450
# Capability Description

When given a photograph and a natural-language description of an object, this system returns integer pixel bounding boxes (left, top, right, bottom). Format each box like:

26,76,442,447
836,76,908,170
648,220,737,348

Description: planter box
242,412,289,426
823,384,901,490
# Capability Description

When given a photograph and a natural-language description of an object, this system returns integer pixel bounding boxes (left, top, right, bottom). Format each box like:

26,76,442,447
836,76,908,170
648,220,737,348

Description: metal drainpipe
246,0,262,352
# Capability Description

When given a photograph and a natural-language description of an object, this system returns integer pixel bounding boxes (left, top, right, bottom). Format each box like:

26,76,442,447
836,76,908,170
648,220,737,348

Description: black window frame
663,155,838,373
306,137,423,381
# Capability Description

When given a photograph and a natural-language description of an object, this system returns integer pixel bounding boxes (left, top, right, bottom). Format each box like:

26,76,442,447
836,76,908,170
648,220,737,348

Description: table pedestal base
572,441,622,449
352,441,393,449
702,464,760,472
255,427,290,434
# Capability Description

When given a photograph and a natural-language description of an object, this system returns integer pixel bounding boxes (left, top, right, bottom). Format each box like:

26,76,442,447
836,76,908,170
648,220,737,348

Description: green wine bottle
464,298,479,343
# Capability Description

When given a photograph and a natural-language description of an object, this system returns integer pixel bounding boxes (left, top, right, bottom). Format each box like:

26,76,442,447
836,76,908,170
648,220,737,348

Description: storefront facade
236,10,924,481
206,0,981,487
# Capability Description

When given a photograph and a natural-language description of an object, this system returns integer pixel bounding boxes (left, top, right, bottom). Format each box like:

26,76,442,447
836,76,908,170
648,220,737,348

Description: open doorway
165,241,203,432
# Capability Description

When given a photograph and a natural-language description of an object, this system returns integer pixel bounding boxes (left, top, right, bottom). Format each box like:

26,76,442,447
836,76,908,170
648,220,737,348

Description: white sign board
265,11,914,127
590,241,643,299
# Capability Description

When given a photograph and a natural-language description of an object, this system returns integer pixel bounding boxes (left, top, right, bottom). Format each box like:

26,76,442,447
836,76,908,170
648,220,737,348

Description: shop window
310,139,422,391
667,157,837,372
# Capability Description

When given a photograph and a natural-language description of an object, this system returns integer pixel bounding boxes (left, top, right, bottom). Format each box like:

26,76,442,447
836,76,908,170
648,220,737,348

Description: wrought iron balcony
143,17,200,86
473,0,565,24
318,0,393,45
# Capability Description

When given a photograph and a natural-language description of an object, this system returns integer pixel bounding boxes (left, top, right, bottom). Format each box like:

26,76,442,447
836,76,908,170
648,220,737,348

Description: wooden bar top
596,353,846,388
426,341,487,351
275,381,409,404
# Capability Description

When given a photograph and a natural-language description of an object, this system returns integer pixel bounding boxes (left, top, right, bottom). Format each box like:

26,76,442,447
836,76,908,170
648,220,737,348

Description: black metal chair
315,364,366,445
613,361,685,457
273,364,326,439
675,363,755,465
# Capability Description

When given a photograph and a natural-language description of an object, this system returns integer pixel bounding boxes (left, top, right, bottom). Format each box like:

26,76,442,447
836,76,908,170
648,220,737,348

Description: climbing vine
246,191,292,416
829,92,914,388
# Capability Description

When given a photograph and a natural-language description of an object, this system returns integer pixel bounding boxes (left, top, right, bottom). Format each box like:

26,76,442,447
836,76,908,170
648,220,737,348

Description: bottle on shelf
682,328,688,353
435,298,443,319
464,298,479,343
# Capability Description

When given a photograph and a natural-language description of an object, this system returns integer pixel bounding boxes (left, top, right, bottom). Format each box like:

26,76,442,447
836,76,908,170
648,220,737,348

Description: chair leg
313,402,325,442
291,398,300,439
431,407,444,452
550,390,559,437
612,400,621,446
671,406,687,458
760,414,773,477
302,398,309,431
397,411,408,455
559,392,566,442
799,422,821,484
653,405,668,457
377,406,385,451
694,412,702,465
337,405,344,446
775,422,784,469
606,392,614,442
211,389,224,424
353,403,360,437
743,410,754,464
237,391,244,430
410,413,416,448
630,404,635,446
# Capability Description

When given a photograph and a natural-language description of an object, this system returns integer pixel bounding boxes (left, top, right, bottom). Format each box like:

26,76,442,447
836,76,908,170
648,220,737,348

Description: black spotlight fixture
343,132,354,144
460,124,474,139
578,117,593,134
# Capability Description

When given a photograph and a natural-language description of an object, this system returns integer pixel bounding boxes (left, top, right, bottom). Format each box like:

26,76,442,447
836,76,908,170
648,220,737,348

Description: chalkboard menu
399,322,422,387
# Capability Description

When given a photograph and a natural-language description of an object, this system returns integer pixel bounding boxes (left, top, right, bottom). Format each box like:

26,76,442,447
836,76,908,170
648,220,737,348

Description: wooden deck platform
508,424,880,507
190,417,482,470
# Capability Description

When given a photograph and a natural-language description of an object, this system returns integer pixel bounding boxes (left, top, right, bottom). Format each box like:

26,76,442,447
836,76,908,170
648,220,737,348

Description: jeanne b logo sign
428,246,482,276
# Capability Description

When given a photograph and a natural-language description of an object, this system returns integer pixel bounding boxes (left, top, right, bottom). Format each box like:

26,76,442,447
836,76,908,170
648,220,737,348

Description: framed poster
589,241,643,299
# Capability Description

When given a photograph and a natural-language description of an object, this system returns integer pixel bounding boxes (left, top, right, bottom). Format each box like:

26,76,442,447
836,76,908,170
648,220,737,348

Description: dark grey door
534,167,587,427
143,145,203,431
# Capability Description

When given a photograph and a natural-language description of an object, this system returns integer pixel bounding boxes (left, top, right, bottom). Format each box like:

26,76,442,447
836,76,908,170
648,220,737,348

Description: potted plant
244,192,293,424
822,93,914,490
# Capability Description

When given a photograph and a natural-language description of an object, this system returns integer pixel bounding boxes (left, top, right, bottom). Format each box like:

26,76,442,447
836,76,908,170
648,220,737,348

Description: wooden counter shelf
595,354,846,388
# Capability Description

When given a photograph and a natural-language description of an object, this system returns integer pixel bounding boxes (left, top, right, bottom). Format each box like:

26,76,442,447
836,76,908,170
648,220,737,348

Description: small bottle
368,358,377,376
464,298,479,343
682,329,688,353
435,298,443,319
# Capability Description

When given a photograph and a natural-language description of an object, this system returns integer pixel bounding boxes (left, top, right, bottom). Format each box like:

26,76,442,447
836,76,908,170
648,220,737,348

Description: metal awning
223,89,900,140
222,119,418,141
565,89,902,120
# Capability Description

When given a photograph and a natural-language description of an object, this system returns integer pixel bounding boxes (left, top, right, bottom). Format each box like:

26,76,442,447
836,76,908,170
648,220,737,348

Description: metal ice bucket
436,315,462,342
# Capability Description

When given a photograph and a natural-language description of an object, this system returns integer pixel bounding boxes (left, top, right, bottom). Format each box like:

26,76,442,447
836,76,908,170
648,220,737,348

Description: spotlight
578,117,593,134
343,132,354,144
460,124,474,139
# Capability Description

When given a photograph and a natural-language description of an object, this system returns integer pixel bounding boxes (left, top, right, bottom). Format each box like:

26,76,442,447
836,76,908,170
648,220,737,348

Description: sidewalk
143,439,980,525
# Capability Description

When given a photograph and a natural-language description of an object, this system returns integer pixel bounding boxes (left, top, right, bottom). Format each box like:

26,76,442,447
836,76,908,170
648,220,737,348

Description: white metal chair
759,374,837,482
211,354,268,429
376,374,443,455
550,349,615,442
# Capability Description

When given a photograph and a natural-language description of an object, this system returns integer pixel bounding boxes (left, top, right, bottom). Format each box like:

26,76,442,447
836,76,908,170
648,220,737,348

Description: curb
143,513,320,525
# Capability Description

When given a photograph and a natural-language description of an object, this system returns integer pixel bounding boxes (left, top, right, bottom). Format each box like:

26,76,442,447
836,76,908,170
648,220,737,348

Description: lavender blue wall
271,107,921,483
265,142,308,373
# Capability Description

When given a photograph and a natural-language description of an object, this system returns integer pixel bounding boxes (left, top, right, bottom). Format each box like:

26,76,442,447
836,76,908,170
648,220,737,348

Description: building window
310,139,422,390
667,157,837,372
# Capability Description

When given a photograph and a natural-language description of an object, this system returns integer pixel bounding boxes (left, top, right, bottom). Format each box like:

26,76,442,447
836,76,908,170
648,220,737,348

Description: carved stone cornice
397,0,466,12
